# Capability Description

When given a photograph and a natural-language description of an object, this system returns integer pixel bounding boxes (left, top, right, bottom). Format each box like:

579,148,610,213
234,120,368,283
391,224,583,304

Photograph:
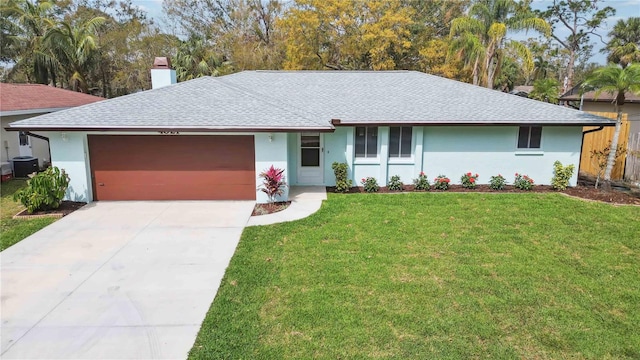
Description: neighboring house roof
513,85,534,93
0,83,104,116
560,90,640,103
8,71,614,132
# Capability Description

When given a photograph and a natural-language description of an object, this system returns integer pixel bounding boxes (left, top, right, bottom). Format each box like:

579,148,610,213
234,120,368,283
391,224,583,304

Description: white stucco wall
1,115,50,168
43,125,582,204
422,126,582,186
341,126,582,187
44,131,93,202
255,132,289,203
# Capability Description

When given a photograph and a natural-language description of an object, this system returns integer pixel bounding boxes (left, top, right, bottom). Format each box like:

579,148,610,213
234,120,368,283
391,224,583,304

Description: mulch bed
252,201,292,216
13,201,87,219
326,184,640,205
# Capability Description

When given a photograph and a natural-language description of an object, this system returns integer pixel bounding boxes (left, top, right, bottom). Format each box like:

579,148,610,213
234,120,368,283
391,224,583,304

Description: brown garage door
88,135,255,200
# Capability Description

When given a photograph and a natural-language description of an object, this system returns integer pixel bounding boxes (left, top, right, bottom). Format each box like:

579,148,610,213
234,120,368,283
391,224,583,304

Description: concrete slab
1,200,254,359
247,186,326,226
1,325,200,360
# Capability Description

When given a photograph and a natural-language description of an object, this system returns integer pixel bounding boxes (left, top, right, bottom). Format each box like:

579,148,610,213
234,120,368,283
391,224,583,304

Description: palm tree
529,78,559,103
532,55,550,80
449,0,550,89
173,35,231,81
605,17,640,68
43,16,105,93
2,0,56,84
583,64,640,188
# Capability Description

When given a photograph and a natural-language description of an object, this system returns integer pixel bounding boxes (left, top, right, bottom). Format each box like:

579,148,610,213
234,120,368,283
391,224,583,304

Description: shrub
460,172,479,189
589,141,627,189
331,162,353,193
413,171,430,191
433,175,450,190
551,161,575,191
514,173,534,190
361,177,379,192
13,166,70,213
388,175,404,191
258,165,287,203
489,174,507,190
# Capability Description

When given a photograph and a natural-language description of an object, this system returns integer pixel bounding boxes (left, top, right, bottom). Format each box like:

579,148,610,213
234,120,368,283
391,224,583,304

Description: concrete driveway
1,201,254,359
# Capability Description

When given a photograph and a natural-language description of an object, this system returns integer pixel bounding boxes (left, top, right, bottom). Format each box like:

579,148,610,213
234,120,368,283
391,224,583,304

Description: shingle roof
0,83,103,113
8,71,614,131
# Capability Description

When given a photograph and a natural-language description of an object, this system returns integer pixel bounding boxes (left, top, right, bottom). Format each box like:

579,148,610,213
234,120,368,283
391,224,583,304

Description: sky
130,0,640,65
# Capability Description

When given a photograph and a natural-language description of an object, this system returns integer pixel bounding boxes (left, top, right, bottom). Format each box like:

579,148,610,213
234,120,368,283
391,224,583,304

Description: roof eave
559,97,640,103
330,119,616,127
4,125,336,133
0,107,72,117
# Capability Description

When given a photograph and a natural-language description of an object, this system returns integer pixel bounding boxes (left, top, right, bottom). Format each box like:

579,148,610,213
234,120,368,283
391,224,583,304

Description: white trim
296,133,324,185
388,159,415,165
515,151,544,156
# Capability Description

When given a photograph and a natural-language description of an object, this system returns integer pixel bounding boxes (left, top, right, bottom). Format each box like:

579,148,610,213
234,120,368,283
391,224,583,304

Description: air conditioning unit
11,156,39,178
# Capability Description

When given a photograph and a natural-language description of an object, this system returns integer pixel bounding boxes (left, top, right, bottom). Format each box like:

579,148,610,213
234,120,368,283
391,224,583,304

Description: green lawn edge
1,180,57,251
189,192,640,359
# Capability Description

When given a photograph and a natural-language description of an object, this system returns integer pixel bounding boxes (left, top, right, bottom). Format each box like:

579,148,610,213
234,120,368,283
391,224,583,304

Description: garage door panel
94,183,255,201
88,135,256,200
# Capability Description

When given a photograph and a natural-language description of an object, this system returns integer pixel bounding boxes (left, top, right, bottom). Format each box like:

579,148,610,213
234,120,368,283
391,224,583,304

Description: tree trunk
472,56,480,86
602,106,623,190
484,46,494,88
565,47,576,93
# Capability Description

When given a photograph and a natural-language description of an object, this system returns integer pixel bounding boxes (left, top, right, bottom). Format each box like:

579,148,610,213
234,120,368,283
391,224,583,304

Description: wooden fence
625,132,640,183
580,112,629,180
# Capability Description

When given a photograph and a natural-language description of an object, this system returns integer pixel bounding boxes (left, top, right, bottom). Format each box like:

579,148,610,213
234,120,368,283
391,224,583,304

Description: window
18,131,29,146
300,133,320,167
517,126,542,149
389,127,412,158
355,127,378,158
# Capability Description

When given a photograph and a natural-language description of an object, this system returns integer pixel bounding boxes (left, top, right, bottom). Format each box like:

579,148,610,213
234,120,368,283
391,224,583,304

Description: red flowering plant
460,172,479,189
433,175,450,190
514,173,535,190
413,171,430,191
258,165,287,203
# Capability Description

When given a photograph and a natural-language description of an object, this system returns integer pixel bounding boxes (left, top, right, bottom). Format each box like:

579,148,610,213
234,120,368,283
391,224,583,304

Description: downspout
25,132,50,168
578,126,605,179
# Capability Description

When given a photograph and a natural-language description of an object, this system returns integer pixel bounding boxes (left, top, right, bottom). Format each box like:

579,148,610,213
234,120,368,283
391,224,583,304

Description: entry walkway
246,186,327,226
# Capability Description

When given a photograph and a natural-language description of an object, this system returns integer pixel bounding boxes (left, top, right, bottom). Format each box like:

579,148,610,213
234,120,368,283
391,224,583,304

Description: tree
173,35,231,81
397,0,468,72
1,0,57,84
280,0,414,70
164,0,285,71
43,16,105,93
604,17,640,68
539,0,615,93
582,64,640,189
449,0,550,89
529,78,560,103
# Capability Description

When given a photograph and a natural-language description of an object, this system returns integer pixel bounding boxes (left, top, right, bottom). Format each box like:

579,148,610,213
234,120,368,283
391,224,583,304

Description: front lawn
0,179,57,251
190,193,640,359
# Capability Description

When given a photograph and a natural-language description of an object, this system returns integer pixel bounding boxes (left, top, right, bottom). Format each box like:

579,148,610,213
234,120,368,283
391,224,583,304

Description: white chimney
150,57,177,89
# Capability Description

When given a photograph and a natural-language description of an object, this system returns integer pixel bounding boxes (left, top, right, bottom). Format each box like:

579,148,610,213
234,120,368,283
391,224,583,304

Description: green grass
190,193,640,359
1,179,56,251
